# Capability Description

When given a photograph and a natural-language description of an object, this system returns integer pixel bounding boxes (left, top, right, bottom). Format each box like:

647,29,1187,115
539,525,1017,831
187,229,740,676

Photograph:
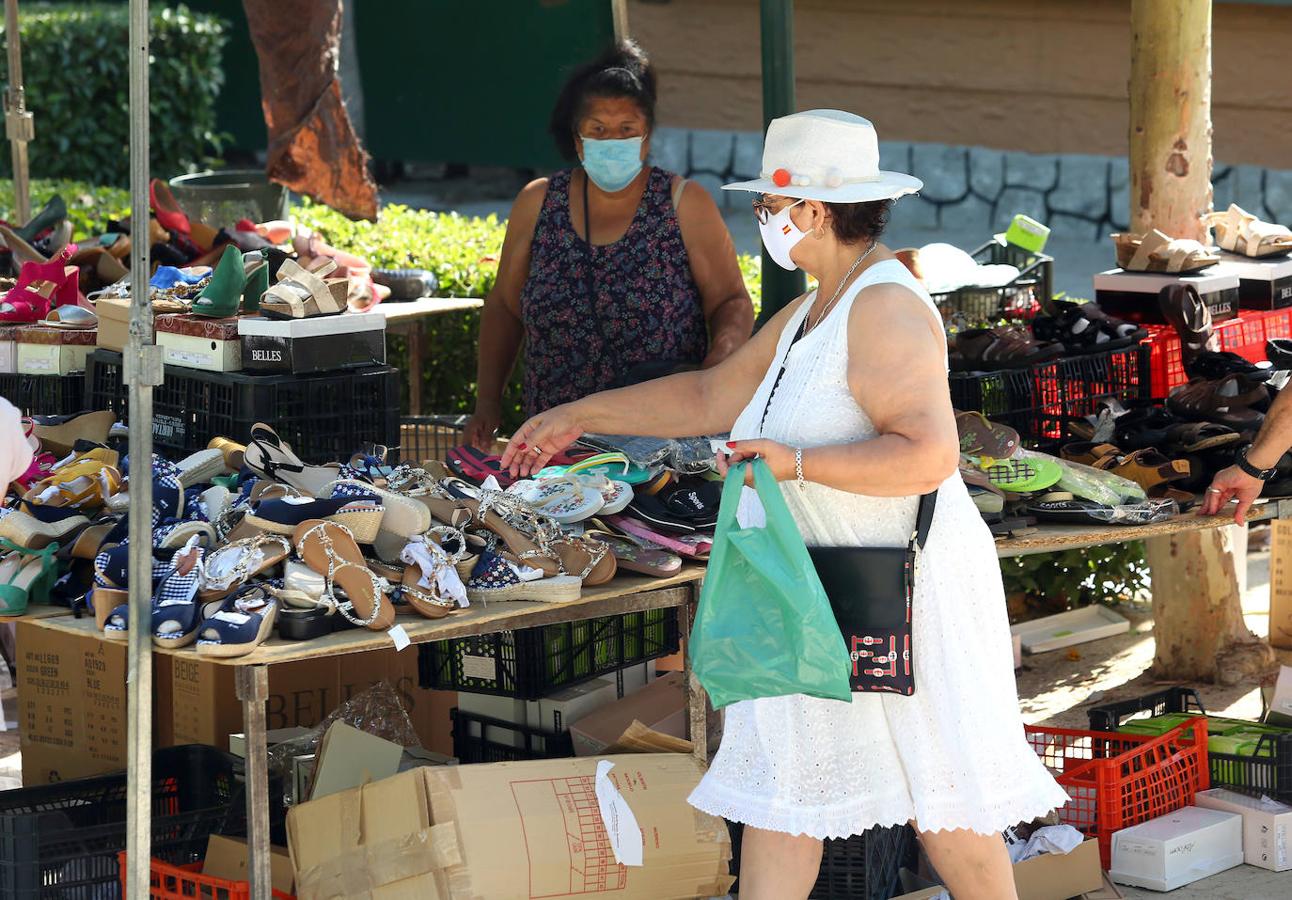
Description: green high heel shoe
14,195,68,245
242,252,269,313
0,539,63,616
192,245,246,318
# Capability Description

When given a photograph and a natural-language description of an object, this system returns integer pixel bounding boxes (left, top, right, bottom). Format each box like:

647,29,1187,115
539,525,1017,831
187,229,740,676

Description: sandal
1022,492,1123,526
446,445,516,487
508,477,606,525
150,541,207,648
1060,442,1122,468
423,486,563,577
1113,229,1220,273
259,257,347,319
1159,283,1219,361
537,451,654,486
583,530,681,577
24,459,122,511
208,436,247,471
0,540,62,615
1167,376,1268,430
29,410,115,457
464,550,582,604
243,423,343,495
951,326,1064,372
1099,448,1192,502
150,178,191,235
0,505,90,550
293,519,395,630
197,533,291,602
978,456,1064,493
1031,300,1147,353
1111,405,1178,452
244,489,385,544
323,478,431,563
955,411,1020,459
399,537,464,619
1164,421,1244,454
196,582,280,658
1206,204,1292,259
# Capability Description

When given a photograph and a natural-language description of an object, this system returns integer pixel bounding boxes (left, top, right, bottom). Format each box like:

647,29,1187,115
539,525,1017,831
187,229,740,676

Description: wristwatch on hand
1236,444,1279,482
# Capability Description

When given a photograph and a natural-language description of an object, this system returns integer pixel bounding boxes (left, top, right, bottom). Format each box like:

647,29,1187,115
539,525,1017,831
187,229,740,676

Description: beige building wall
629,0,1292,169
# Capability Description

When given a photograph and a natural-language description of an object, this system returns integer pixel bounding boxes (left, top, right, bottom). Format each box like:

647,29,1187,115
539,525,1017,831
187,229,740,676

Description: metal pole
757,0,805,324
237,667,272,899
610,0,629,41
3,0,33,224
125,1,161,896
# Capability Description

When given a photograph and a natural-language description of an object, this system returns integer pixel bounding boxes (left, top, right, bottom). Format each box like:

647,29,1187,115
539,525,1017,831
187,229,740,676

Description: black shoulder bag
758,312,936,695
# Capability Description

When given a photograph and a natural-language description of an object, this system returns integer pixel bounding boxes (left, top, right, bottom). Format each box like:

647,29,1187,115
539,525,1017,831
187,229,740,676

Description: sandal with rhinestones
293,519,395,630
196,533,291,603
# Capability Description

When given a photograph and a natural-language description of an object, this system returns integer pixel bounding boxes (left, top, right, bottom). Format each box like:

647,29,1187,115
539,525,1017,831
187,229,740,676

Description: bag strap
914,490,937,551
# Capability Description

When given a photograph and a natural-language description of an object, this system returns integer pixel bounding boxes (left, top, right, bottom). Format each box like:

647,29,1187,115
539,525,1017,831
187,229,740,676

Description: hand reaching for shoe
501,404,586,478
1200,465,1263,525
716,439,795,486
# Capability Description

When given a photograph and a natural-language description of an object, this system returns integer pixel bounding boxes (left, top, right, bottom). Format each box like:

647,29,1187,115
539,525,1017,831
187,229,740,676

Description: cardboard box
288,766,444,899
161,647,457,757
238,313,385,375
95,297,130,351
1093,267,1239,324
1216,254,1292,310
0,324,19,373
424,754,733,900
155,313,242,372
15,325,95,375
203,835,295,895
569,671,686,757
894,837,1103,900
1196,787,1292,871
15,619,143,783
1269,521,1292,651
1110,806,1243,891
310,721,403,800
1266,664,1292,726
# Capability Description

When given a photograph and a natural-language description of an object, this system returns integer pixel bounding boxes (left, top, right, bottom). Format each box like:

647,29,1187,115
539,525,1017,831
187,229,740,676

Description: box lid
1214,254,1292,281
238,311,386,338
1113,805,1240,843
15,325,97,345
1093,268,1240,294
1196,787,1292,815
155,312,241,340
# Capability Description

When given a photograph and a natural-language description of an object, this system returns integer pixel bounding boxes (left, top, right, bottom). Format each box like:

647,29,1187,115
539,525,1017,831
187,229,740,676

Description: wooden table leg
236,665,272,900
682,585,708,762
406,321,424,416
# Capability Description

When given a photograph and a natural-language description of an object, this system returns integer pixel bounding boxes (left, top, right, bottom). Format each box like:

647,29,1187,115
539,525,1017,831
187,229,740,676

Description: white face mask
757,199,807,270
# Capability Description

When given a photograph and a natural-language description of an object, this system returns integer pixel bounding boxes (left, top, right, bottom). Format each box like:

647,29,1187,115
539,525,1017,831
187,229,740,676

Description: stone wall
648,126,1292,243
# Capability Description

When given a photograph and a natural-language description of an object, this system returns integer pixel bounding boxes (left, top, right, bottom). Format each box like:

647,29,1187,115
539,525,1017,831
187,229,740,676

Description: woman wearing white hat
502,110,1066,899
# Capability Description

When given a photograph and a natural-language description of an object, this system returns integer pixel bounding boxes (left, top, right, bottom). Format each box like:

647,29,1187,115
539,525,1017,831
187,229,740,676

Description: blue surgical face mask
580,136,645,193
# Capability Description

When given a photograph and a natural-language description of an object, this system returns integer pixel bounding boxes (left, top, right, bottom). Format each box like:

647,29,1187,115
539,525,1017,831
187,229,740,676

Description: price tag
388,624,411,652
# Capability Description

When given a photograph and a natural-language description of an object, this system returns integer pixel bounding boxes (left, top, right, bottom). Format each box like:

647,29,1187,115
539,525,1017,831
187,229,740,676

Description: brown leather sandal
1167,376,1268,430
1103,448,1192,502
1060,442,1122,468
952,326,1065,371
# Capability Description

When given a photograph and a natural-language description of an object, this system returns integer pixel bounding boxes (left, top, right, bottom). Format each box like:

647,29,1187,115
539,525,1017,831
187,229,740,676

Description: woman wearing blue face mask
464,40,754,450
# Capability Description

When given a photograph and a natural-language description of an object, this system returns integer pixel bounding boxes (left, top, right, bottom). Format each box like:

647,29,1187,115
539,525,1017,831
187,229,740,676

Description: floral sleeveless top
520,167,708,415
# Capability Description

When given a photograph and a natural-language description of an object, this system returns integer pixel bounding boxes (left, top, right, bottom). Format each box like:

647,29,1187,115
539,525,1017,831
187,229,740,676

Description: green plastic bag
689,460,853,709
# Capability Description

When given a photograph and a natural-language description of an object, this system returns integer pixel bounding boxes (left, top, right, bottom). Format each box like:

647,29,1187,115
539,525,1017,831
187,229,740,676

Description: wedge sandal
1206,204,1292,259
464,551,581,604
243,423,343,495
196,583,280,657
1113,229,1220,273
259,257,347,319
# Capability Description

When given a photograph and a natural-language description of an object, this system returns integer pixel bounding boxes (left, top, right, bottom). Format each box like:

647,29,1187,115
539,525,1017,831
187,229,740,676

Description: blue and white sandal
150,540,206,649
196,582,279,658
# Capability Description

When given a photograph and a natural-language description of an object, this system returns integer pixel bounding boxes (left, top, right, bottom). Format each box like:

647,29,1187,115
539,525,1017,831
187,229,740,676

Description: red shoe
150,178,191,235
0,250,81,322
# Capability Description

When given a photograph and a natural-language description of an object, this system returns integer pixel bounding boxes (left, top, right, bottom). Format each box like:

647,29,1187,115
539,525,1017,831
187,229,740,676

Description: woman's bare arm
674,181,755,367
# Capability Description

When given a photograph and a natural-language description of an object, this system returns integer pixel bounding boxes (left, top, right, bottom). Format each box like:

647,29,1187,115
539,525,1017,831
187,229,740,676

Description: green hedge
0,178,129,238
0,4,227,185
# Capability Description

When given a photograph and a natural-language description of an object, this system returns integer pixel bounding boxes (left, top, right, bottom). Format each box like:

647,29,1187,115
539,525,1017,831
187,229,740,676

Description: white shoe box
0,325,18,373
1195,787,1292,872
1110,806,1243,891
456,672,634,748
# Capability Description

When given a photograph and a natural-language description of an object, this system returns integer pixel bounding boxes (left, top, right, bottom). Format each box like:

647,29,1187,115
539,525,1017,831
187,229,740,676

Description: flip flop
538,451,654,486
447,445,516,488
978,456,1064,493
584,530,682,577
955,411,1021,459
1022,492,1122,526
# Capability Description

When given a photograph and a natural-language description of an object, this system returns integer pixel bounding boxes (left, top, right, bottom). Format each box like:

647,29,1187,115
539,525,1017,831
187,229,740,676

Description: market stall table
378,297,484,415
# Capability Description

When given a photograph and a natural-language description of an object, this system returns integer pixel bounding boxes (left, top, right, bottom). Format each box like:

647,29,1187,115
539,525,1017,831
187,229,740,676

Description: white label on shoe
735,486,766,529
388,624,411,652
594,761,643,866
281,496,313,505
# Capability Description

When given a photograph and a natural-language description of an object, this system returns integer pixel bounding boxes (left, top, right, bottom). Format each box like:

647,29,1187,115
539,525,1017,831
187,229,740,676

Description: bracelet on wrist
1237,444,1279,482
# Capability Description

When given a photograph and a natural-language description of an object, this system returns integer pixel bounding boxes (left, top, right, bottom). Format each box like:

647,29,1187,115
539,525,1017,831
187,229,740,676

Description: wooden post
1128,0,1213,242
1144,526,1273,684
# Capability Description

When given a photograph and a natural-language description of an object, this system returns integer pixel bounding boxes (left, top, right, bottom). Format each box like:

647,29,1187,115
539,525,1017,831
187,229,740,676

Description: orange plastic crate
1024,719,1209,868
118,853,294,900
1143,307,1292,397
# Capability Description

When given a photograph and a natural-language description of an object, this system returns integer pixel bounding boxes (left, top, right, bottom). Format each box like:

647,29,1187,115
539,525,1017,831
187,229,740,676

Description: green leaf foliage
0,177,129,237
1001,541,1150,613
0,4,228,185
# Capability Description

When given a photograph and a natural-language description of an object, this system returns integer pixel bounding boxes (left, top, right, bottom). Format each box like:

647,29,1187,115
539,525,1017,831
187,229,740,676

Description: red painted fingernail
726,441,737,448
516,443,527,450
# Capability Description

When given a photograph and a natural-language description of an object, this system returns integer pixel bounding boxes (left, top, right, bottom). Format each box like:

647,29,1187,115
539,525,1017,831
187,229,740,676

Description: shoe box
1195,787,1292,872
15,325,96,375
1215,253,1292,310
1093,267,1239,325
155,312,242,372
238,312,386,375
95,296,130,352
0,324,19,373
1109,805,1243,891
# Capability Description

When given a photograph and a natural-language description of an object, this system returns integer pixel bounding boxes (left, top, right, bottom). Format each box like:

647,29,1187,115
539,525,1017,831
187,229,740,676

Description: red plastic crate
118,853,294,900
1024,719,1209,868
1144,307,1292,397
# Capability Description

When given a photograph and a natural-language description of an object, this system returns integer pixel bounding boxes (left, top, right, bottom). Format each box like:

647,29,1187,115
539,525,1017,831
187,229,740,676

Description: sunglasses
752,194,804,225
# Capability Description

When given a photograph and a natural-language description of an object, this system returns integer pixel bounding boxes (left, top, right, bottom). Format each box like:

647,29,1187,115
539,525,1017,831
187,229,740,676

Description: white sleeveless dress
687,259,1068,838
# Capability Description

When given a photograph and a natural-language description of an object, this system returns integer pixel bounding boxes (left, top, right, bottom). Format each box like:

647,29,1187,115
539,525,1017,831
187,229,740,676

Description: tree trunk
1128,0,1213,242
1145,525,1273,684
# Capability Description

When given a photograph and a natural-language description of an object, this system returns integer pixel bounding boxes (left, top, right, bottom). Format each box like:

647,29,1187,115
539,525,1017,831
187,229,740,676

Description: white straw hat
723,109,922,203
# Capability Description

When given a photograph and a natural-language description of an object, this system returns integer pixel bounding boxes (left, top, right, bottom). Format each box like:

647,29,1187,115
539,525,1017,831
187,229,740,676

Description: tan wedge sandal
1206,204,1292,258
1113,229,1220,274
259,257,348,319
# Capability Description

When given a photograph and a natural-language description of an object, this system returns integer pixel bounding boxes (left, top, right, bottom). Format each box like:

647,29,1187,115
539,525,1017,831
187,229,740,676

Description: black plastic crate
1089,686,1292,803
728,820,918,900
86,349,400,463
401,413,469,464
0,744,285,899
450,707,576,763
419,608,680,699
950,344,1150,448
0,372,87,417
929,239,1054,325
